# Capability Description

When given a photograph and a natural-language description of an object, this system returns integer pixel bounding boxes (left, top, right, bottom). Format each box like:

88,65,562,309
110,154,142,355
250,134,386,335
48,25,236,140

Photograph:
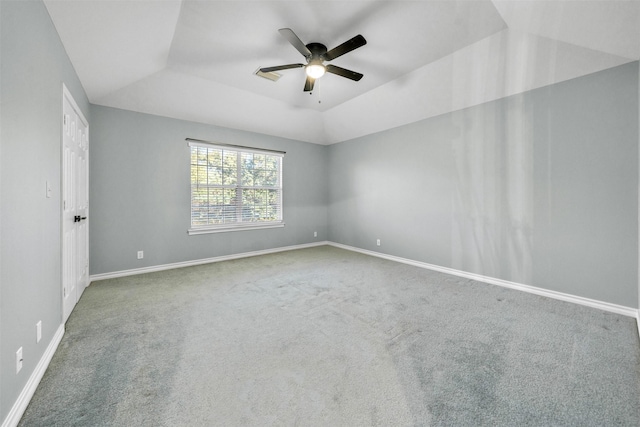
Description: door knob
74,216,87,222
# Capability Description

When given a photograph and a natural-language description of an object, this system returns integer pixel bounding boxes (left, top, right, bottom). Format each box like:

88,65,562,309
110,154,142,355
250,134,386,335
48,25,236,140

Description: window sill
188,222,285,235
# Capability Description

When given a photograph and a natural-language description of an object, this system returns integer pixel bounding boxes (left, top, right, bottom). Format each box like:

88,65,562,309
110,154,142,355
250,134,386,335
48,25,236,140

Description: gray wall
89,106,328,275
0,0,90,422
329,62,639,308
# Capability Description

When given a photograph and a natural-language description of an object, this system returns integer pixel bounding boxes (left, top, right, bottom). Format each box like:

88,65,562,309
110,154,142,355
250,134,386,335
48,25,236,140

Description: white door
62,86,89,323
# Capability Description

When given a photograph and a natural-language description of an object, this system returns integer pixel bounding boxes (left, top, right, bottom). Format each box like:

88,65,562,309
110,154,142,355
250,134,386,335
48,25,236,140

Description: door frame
61,83,89,322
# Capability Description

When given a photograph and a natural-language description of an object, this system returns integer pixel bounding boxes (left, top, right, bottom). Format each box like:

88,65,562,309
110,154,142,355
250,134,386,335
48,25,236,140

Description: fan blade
325,64,363,81
324,34,367,61
259,64,304,73
304,76,315,92
279,28,312,58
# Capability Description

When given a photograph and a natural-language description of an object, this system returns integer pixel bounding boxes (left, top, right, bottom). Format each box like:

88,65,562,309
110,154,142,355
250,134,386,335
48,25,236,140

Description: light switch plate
36,321,42,343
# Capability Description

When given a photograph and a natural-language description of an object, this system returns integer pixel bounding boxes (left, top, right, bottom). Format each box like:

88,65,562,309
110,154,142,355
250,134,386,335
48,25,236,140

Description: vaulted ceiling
44,0,640,145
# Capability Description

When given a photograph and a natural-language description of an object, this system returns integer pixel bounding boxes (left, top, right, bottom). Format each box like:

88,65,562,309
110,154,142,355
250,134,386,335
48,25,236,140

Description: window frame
187,139,285,235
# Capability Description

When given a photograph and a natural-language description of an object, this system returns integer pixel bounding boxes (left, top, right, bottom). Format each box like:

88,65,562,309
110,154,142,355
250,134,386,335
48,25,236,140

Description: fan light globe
306,63,326,79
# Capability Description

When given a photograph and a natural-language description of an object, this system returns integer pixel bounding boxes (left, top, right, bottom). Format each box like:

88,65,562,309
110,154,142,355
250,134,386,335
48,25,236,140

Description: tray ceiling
44,0,640,144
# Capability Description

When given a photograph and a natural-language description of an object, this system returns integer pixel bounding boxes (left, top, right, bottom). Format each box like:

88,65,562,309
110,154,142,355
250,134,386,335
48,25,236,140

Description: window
188,140,284,234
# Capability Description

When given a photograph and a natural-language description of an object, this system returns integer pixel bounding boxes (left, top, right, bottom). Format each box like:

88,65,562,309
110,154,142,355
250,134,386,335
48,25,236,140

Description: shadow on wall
450,95,534,285
449,55,638,306
448,32,553,285
329,59,637,306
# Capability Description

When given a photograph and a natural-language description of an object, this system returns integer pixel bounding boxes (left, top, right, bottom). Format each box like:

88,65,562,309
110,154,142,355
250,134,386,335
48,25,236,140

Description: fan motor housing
306,42,328,60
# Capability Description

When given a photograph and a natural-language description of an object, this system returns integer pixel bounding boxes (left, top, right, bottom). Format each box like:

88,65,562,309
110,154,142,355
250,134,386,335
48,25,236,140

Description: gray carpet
19,246,640,426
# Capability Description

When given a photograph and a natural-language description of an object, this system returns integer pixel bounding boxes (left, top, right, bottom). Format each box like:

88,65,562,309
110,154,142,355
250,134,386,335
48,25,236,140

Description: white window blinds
188,140,284,234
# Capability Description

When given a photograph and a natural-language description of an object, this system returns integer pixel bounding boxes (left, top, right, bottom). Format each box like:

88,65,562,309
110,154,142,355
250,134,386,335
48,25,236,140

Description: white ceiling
44,0,640,145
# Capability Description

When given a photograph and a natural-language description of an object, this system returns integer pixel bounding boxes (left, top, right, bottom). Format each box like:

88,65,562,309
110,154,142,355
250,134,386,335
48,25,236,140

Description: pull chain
310,79,321,104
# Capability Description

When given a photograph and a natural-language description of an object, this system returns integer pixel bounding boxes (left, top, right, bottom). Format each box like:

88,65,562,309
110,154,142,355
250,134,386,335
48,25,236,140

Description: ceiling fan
259,28,367,92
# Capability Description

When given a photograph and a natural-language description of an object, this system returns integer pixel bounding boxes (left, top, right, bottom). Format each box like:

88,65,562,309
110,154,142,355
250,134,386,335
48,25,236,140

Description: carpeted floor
18,246,640,426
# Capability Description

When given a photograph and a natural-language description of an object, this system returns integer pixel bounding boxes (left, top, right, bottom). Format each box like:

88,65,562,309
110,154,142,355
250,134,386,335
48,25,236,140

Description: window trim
188,222,285,235
187,139,285,235
186,138,286,155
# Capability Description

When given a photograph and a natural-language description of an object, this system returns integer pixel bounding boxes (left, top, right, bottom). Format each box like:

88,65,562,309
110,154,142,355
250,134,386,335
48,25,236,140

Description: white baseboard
2,324,65,427
328,242,639,319
89,241,329,282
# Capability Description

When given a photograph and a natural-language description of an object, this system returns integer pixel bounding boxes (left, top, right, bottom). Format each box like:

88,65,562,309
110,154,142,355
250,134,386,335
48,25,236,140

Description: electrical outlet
16,347,23,374
314,231,317,237
377,239,381,246
36,321,42,343
137,251,144,259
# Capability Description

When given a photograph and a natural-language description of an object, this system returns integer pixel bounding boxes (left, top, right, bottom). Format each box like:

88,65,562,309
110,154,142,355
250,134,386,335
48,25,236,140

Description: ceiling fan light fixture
306,62,326,79
262,28,366,92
